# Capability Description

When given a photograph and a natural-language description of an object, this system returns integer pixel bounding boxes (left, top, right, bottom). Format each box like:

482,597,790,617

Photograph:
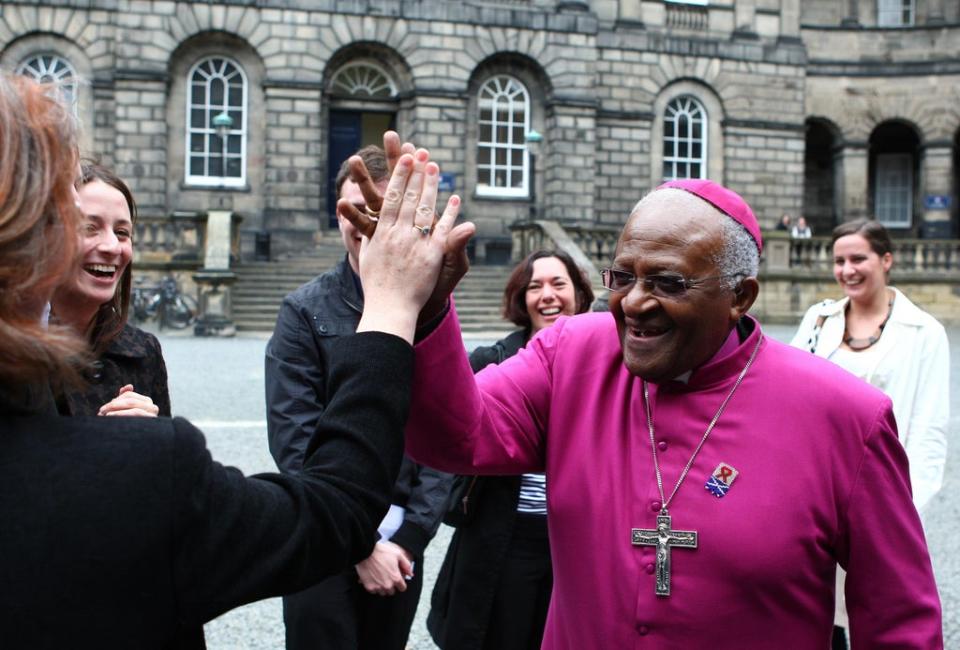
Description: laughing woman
51,162,170,417
428,250,594,650
791,218,949,650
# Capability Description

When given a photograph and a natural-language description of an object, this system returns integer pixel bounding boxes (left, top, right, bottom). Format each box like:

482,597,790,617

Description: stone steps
231,249,515,335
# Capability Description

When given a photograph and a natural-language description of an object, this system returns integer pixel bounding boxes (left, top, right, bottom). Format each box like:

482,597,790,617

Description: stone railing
763,233,960,276
133,210,244,336
134,211,207,269
665,2,709,31
510,221,960,324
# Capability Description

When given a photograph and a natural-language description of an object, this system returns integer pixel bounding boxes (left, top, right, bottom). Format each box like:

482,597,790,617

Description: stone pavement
156,323,959,648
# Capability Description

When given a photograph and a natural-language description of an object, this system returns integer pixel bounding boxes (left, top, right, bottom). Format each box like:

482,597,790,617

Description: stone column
919,142,954,237
779,0,801,40
733,0,758,37
544,103,596,225
262,83,323,256
926,0,946,24
838,141,869,221
841,0,860,26
193,210,240,337
112,76,168,218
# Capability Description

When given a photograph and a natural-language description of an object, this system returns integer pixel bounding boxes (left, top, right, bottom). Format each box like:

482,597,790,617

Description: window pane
511,170,523,187
191,84,205,104
478,147,491,165
190,156,204,175
496,148,507,166
496,125,509,144
228,86,243,106
209,156,223,177
511,149,524,167
479,124,492,143
191,109,205,128
227,135,241,154
210,79,224,105
190,134,205,153
226,157,242,178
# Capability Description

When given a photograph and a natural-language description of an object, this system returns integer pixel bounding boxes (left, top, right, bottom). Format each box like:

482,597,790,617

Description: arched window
185,57,247,186
476,75,531,197
329,62,397,98
16,53,78,115
662,96,707,180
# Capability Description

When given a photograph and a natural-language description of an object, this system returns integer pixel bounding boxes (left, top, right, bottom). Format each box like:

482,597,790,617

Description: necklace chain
642,335,763,513
843,296,894,351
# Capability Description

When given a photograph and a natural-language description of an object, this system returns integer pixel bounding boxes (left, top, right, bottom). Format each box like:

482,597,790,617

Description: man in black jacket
266,144,452,650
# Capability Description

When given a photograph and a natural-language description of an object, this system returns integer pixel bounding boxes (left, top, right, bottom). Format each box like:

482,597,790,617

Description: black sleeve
264,297,325,473
390,463,454,558
172,331,412,624
144,331,171,417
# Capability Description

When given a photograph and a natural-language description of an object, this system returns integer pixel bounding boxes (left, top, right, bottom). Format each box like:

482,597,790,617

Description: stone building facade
1,0,958,262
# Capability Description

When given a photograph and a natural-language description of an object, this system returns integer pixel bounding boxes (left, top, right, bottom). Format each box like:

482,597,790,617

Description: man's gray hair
714,214,760,289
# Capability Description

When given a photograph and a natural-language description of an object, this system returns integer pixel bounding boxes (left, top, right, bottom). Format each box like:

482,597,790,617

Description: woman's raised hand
350,148,473,344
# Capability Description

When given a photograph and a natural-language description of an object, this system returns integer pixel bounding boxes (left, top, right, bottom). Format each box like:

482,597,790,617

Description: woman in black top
428,250,594,650
51,162,170,416
0,72,472,648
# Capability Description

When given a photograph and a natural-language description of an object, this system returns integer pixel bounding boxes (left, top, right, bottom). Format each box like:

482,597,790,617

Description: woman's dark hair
831,218,893,258
502,249,594,330
80,161,137,353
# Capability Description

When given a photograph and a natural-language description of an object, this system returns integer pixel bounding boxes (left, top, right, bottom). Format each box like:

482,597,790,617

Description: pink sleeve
842,402,943,649
404,305,558,475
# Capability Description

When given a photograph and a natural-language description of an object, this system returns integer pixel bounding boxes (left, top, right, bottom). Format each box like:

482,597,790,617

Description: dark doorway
868,121,920,233
326,110,395,227
803,119,839,233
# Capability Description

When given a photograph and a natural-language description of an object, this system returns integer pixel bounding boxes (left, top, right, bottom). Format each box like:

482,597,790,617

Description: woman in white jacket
791,218,948,650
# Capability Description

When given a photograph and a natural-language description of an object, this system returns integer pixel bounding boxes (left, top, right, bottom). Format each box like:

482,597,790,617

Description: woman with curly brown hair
428,249,594,650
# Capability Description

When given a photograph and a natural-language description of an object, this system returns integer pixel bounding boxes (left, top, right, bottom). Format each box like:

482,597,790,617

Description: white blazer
791,287,949,512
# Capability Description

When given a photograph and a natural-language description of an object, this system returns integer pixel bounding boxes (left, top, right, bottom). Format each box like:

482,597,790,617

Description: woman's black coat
426,329,535,649
0,333,409,649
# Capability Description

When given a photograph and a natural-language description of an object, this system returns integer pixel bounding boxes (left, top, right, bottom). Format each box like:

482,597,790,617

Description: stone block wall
0,0,956,261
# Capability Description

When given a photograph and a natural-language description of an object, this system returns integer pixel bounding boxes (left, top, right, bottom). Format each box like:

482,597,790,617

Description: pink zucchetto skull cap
656,179,763,254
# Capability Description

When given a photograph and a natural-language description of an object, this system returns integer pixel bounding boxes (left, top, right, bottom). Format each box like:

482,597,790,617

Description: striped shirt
516,472,547,515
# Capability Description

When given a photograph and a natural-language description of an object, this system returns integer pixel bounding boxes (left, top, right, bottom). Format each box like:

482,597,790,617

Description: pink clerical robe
406,309,942,649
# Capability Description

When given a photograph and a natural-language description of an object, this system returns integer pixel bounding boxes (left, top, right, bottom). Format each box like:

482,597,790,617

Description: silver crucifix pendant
631,510,698,596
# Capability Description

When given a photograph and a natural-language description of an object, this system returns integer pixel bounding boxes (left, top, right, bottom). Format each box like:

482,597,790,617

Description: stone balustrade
510,220,960,324
134,211,207,269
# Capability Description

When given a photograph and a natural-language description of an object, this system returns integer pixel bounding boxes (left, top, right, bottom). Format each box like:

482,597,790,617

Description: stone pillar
926,0,946,24
841,0,860,26
112,76,168,218
919,142,954,237
733,0,758,37
544,103,596,224
619,0,644,24
779,0,801,40
262,83,323,256
193,210,240,337
838,142,869,221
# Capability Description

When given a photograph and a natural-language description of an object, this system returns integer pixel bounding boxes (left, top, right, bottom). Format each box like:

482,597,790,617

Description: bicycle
131,275,198,330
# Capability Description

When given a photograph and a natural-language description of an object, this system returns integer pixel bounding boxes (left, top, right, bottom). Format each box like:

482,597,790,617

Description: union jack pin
705,462,739,498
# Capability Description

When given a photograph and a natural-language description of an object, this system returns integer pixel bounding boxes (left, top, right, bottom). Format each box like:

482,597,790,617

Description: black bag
442,474,483,527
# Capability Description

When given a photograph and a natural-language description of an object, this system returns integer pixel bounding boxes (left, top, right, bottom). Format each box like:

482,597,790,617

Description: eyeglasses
600,268,742,298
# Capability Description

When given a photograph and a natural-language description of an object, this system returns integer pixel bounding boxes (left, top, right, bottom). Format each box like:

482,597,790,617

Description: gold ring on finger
364,206,380,221
413,225,431,236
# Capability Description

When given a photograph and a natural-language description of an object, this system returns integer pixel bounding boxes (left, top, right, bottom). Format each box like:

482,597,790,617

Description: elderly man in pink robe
344,165,942,647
